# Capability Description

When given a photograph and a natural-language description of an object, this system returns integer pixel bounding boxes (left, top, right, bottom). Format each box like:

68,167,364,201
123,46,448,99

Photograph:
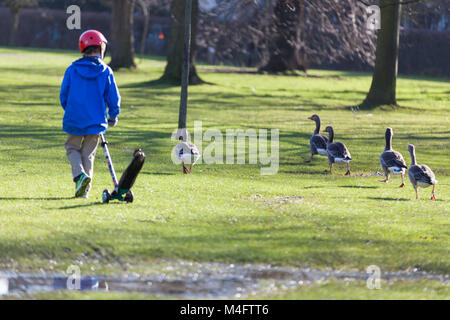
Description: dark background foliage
0,0,448,76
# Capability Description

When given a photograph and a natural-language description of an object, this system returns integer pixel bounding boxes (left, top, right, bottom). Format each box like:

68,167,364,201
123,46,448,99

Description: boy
60,30,121,198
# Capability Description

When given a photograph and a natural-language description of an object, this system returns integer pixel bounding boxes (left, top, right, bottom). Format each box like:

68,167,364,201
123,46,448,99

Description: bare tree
198,0,376,71
109,0,136,70
4,0,37,46
300,1,376,70
136,0,152,55
401,0,450,29
161,0,203,84
260,0,306,73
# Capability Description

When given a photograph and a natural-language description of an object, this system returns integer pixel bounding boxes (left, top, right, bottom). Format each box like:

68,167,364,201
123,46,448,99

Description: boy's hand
108,118,118,128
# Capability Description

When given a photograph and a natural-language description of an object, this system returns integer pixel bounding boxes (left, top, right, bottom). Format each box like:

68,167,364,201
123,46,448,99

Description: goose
379,128,408,187
323,126,352,175
307,114,329,162
407,144,437,200
174,140,201,174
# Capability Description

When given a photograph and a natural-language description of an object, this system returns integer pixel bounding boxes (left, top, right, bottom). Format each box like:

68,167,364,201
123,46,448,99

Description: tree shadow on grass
141,172,176,176
340,186,378,189
121,78,215,89
367,197,410,201
281,170,330,175
121,78,179,89
0,197,73,201
302,185,326,189
369,196,446,202
57,202,117,210
197,67,347,80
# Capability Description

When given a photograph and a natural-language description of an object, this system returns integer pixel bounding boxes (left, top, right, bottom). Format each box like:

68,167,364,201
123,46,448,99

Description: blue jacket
60,56,121,135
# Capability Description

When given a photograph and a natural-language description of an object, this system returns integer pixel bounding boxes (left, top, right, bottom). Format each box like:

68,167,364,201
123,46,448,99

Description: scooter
100,133,145,203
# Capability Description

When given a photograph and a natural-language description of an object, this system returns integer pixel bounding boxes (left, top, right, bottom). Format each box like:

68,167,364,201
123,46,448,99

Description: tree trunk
110,0,136,70
362,1,402,107
9,8,20,46
138,0,150,55
161,0,203,84
259,0,306,73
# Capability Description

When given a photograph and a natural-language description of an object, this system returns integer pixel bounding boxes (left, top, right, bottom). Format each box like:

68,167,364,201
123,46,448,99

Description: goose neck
385,131,392,150
327,129,334,143
314,119,320,135
409,148,417,166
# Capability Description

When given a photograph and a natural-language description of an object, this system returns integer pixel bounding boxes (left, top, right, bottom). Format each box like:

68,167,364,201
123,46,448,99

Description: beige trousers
65,134,100,191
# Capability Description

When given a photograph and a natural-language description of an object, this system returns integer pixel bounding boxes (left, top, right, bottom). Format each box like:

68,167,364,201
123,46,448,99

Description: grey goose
323,126,352,176
379,128,408,187
407,144,437,200
174,140,201,174
307,114,329,162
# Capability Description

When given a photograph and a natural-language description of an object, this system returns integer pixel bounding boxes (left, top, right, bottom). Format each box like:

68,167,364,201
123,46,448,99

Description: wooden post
177,0,192,141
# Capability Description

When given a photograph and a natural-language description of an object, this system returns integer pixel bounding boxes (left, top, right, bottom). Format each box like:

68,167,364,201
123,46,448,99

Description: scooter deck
116,149,146,192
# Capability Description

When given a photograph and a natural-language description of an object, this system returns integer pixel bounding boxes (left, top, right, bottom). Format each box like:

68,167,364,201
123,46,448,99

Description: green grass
0,47,449,299
264,279,449,300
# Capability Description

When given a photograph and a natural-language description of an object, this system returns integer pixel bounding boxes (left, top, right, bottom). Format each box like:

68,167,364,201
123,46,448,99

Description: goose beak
307,116,312,120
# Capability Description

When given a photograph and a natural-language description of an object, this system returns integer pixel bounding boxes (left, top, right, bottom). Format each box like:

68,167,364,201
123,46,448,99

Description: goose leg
345,162,351,176
189,164,193,174
415,187,419,200
379,169,389,183
183,163,189,174
307,154,313,163
399,173,406,188
431,185,436,200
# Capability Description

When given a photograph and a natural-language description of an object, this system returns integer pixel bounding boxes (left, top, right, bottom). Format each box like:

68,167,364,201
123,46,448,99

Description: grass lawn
0,47,448,299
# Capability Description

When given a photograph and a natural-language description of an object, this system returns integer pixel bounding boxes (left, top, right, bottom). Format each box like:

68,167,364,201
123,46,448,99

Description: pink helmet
79,30,108,53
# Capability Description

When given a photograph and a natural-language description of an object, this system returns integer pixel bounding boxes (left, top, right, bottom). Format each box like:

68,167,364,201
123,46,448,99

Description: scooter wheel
124,190,134,203
102,189,111,204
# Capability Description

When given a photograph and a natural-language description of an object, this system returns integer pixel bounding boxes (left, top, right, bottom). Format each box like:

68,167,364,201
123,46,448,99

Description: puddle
1,261,448,298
